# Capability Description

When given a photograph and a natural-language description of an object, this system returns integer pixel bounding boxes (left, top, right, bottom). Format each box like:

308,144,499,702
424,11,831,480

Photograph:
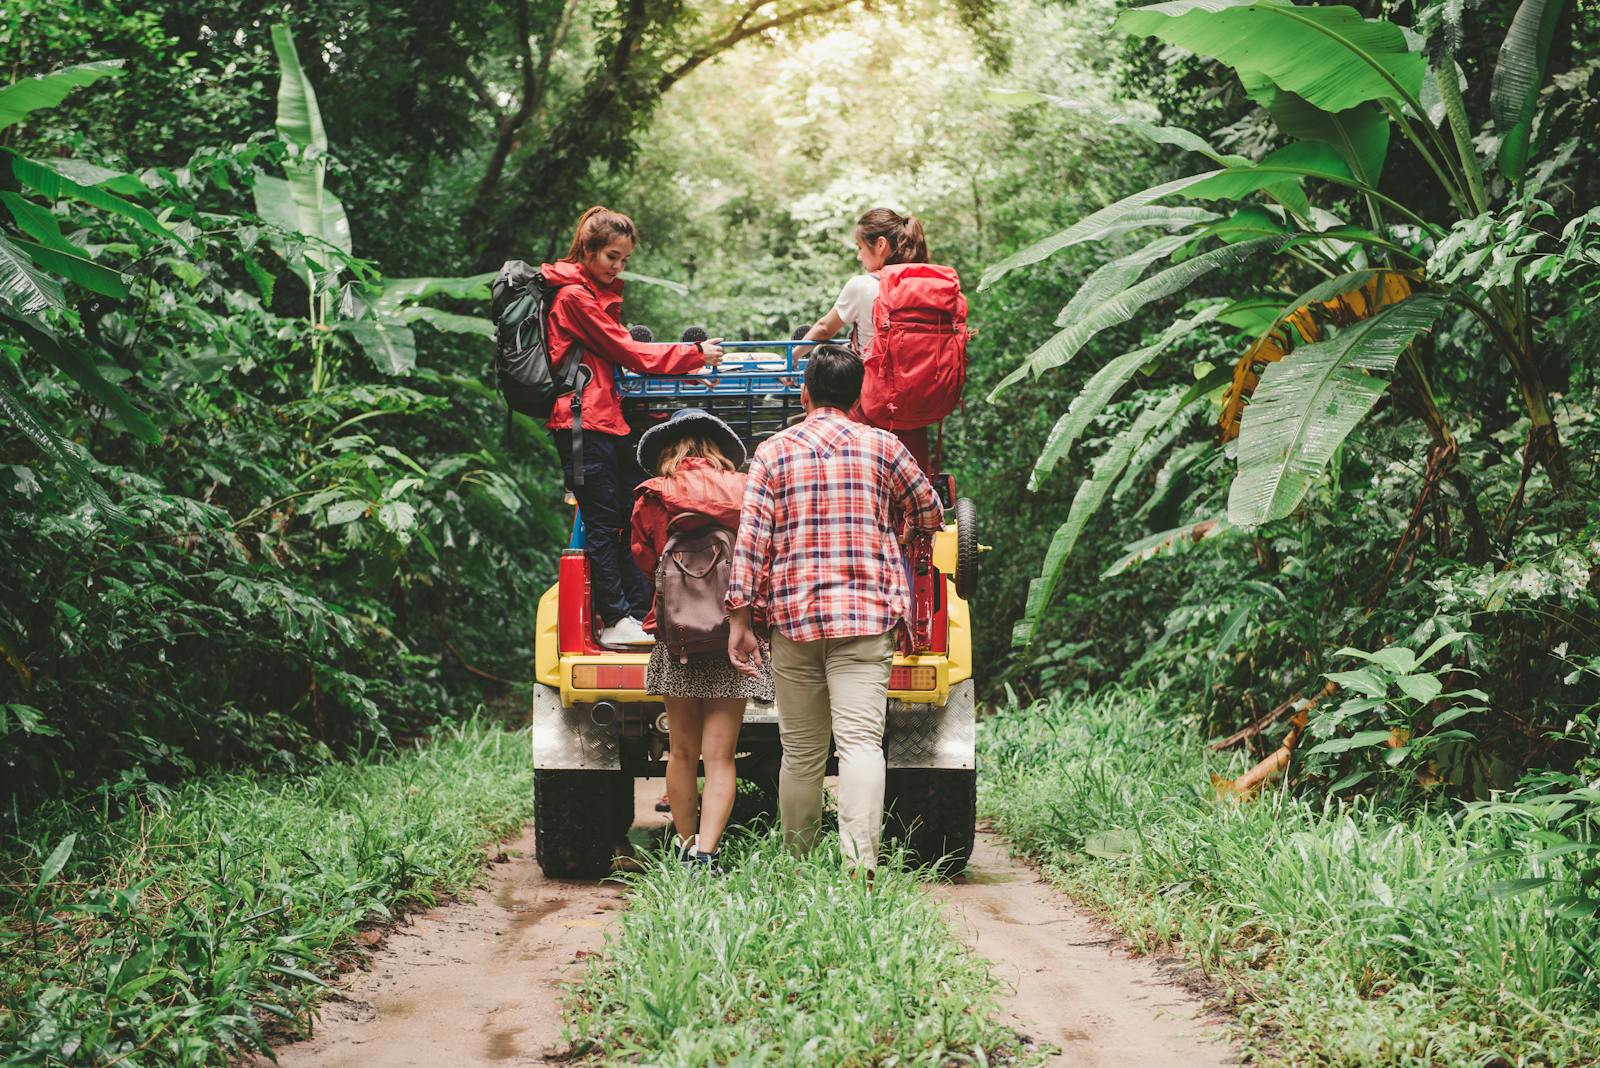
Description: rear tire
883,767,977,876
954,497,978,601
534,769,631,879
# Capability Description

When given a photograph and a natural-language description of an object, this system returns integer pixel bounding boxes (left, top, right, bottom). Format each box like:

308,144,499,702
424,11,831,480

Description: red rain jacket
630,457,748,576
631,457,751,634
540,260,704,437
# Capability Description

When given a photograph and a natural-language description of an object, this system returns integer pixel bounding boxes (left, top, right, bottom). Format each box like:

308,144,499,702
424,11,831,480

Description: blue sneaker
691,847,722,875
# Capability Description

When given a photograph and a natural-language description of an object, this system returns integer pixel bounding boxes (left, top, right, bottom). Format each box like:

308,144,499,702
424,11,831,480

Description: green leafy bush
0,31,560,802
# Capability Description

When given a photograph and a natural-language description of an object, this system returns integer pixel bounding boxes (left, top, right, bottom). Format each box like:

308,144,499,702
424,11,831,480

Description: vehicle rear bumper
531,679,976,772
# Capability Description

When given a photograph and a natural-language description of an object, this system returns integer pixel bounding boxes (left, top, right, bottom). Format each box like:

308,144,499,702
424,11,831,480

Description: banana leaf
1117,0,1425,113
1,192,78,254
1228,294,1445,527
1029,303,1226,489
1014,390,1188,647
1216,297,1287,334
258,25,351,280
1103,517,1233,578
1187,141,1356,201
12,238,128,299
1113,406,1193,500
1056,231,1194,327
270,24,327,152
0,61,124,132
46,158,149,198
340,319,417,375
991,236,1283,397
8,151,187,250
253,174,352,274
1182,207,1292,256
394,306,493,338
1240,71,1391,186
374,273,495,312
1134,439,1213,519
0,233,64,318
1491,0,1566,183
979,173,1224,289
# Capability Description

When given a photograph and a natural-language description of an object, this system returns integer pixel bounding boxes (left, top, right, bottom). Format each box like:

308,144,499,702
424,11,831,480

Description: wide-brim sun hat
636,408,747,473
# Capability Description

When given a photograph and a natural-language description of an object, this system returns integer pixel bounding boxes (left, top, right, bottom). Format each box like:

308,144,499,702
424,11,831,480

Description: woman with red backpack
631,410,774,871
543,206,725,647
794,207,969,473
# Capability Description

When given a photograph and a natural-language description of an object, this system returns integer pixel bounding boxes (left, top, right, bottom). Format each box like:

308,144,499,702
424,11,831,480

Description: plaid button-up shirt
725,408,944,642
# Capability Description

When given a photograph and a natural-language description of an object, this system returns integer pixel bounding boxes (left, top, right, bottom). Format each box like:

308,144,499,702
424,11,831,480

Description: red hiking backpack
856,262,969,431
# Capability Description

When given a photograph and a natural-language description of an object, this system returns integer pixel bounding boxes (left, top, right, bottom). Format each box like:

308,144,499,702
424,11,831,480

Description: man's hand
727,606,761,678
701,338,725,366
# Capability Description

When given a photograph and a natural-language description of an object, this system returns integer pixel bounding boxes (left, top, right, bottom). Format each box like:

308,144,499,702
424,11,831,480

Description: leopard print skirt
646,641,775,701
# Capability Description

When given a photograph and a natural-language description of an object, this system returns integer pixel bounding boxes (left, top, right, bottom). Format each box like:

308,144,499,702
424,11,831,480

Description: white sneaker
600,617,655,646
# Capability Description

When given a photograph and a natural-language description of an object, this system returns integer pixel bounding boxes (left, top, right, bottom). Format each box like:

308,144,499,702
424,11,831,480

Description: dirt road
264,786,1232,1067
261,781,669,1068
928,834,1233,1066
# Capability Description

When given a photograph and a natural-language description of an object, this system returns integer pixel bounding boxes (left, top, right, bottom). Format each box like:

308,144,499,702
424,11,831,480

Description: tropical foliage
985,0,1595,647
3,1,1600,1061
0,26,556,801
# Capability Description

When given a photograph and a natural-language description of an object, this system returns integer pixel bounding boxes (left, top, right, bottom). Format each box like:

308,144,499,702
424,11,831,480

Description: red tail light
571,664,647,691
890,665,937,690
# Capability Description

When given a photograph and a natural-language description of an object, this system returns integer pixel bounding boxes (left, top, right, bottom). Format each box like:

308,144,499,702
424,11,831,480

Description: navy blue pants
554,429,652,627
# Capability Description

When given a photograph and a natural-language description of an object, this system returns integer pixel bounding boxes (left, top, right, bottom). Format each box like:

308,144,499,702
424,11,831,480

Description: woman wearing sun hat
631,409,774,871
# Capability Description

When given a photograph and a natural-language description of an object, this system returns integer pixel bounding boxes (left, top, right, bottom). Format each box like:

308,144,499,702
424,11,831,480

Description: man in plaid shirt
727,345,944,871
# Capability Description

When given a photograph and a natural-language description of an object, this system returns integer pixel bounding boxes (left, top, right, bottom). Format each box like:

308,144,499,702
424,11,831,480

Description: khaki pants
770,629,894,869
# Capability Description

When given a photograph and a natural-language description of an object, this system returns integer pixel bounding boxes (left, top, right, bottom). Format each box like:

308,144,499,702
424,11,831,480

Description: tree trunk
461,0,577,240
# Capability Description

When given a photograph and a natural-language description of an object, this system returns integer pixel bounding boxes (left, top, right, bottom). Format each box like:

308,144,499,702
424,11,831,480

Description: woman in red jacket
632,410,774,870
544,206,724,646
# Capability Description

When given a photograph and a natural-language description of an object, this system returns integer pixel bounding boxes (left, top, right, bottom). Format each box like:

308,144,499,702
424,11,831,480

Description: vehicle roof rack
618,338,844,447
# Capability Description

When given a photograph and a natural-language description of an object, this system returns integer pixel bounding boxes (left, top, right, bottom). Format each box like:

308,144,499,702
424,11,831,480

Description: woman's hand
700,338,725,366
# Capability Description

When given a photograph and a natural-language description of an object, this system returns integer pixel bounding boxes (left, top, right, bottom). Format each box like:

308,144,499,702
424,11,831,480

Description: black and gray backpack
490,260,587,420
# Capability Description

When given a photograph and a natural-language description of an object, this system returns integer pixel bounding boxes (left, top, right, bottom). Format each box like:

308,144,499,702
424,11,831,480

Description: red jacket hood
541,260,622,310
635,458,746,530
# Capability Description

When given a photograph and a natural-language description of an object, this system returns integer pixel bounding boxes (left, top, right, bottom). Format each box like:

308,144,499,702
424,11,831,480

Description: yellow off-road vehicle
530,340,979,877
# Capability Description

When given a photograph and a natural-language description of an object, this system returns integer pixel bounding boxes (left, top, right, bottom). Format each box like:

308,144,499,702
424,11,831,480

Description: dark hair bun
792,326,811,341
680,325,709,344
628,324,655,342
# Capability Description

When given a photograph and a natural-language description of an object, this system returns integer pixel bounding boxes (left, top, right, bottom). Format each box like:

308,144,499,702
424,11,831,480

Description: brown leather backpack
654,513,735,662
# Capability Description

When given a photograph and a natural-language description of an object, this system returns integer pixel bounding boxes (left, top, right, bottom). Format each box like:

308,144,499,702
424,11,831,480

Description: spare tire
954,497,978,601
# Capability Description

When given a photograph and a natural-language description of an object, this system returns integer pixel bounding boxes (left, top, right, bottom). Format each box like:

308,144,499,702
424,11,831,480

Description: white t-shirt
832,273,880,356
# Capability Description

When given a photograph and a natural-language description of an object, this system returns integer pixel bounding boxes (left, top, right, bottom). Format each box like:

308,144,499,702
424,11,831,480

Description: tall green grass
0,720,532,1066
980,689,1600,1067
565,833,1041,1066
